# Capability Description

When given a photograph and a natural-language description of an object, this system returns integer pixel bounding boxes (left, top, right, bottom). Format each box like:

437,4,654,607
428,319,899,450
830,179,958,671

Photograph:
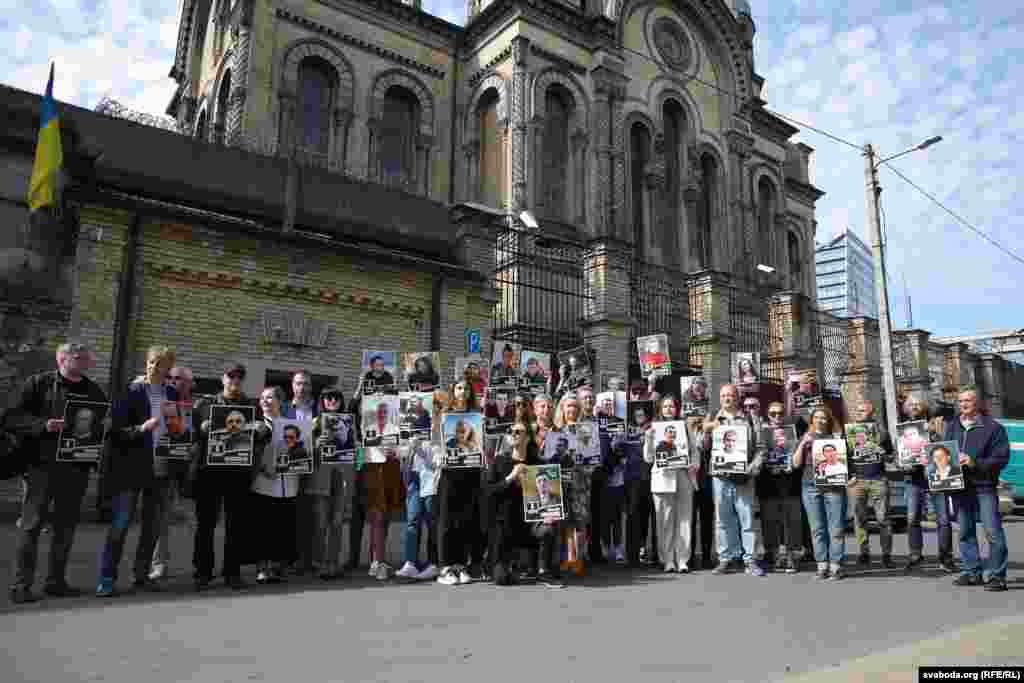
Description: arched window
477,89,505,208
195,109,208,142
662,100,685,261
698,153,718,269
757,177,776,269
297,57,335,163
214,70,231,145
542,86,572,220
787,230,802,291
378,85,419,188
630,122,651,258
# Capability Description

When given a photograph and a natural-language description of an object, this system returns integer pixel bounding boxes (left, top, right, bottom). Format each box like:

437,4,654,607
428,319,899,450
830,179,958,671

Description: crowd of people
2,340,1012,603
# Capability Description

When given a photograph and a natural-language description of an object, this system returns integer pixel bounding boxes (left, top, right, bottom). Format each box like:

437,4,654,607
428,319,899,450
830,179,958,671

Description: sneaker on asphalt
614,546,627,565
457,566,473,585
416,564,440,581
984,577,1008,592
746,562,766,577
396,562,421,580
95,579,115,598
437,566,460,586
148,566,167,582
785,555,799,574
827,566,844,581
374,563,393,581
938,558,957,574
903,556,922,573
8,586,37,604
368,560,380,578
43,582,84,598
711,561,732,575
256,570,270,584
537,572,566,589
953,574,983,587
815,563,829,580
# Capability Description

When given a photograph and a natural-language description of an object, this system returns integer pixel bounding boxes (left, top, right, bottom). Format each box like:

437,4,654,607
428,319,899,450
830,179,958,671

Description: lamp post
863,136,942,438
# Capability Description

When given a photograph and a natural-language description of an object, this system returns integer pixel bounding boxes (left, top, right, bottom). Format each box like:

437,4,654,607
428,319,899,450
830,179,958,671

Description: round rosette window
652,18,693,72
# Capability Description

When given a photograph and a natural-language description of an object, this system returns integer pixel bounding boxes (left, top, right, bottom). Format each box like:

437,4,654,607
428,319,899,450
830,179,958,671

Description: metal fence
811,307,851,390
491,227,591,356
728,283,785,384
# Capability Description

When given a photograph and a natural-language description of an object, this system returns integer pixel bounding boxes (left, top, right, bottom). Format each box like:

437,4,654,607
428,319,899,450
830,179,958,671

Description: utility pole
863,143,899,440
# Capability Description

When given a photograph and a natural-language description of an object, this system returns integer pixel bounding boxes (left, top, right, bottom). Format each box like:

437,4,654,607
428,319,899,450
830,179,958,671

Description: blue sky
2,0,1021,338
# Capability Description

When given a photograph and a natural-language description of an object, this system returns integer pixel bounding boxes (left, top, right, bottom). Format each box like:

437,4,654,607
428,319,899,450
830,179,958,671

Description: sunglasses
510,428,527,435
226,372,243,379
768,410,784,416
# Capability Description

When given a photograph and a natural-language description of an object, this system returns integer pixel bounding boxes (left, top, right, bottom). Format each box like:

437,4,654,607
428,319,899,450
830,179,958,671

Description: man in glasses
191,362,264,591
6,342,108,603
149,366,194,582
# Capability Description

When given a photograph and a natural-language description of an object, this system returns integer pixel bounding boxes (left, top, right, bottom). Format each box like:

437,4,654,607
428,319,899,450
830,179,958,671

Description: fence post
583,240,634,386
688,270,733,410
767,290,818,404
841,317,884,418
893,328,932,408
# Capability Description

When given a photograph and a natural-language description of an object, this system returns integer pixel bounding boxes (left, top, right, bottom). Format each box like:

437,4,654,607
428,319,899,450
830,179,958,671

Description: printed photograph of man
628,400,653,437
556,347,593,394
896,421,929,467
789,369,821,408
361,396,401,447
520,352,550,387
403,353,441,391
318,412,356,464
220,410,251,454
399,393,433,436
811,439,848,485
455,355,488,395
207,405,256,465
361,351,397,393
596,392,626,427
637,335,669,374
277,424,309,471
654,423,689,468
523,464,564,522
484,389,515,435
711,424,748,474
72,408,96,441
762,425,792,473
58,400,111,461
926,442,964,492
491,343,520,384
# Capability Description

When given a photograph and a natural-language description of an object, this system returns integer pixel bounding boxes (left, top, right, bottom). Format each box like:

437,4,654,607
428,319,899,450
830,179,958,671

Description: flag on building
27,63,63,211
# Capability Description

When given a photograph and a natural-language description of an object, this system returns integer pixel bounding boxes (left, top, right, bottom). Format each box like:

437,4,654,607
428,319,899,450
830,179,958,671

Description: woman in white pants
643,395,701,573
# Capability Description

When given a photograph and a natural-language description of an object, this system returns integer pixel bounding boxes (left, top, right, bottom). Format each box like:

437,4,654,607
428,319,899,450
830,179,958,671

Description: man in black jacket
946,386,1010,592
6,342,109,603
190,362,260,591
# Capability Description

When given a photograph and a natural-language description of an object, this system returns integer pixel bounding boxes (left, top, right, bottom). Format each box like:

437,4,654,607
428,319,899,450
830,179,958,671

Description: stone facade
168,0,822,288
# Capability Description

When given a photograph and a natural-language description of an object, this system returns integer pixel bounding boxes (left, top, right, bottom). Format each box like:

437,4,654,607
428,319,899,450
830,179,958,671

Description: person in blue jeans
97,347,179,597
794,406,847,581
702,384,765,577
944,386,1010,592
901,394,955,574
396,436,439,580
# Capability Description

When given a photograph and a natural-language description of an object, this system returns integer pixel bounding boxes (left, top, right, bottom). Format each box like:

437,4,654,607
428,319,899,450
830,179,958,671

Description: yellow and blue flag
27,63,63,211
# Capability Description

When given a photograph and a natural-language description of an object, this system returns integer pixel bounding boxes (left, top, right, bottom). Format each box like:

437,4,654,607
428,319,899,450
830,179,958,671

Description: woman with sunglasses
755,402,805,574
432,381,485,586
642,395,701,573
307,387,352,580
486,421,563,587
793,405,847,580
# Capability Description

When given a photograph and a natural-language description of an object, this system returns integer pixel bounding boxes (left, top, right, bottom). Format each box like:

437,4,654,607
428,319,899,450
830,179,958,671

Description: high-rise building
815,229,879,319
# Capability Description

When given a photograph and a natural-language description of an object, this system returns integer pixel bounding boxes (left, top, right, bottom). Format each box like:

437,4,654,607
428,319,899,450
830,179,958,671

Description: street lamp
863,136,942,439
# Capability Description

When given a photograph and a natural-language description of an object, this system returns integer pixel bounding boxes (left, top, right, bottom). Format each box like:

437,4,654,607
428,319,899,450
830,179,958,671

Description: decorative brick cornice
275,7,446,79
152,263,427,315
467,45,512,89
530,44,586,75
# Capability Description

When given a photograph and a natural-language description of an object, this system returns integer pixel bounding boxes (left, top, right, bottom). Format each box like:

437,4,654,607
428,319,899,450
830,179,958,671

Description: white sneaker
368,560,380,578
458,566,473,585
437,566,459,586
148,565,167,581
416,564,440,581
396,562,420,580
614,545,626,564
375,562,393,581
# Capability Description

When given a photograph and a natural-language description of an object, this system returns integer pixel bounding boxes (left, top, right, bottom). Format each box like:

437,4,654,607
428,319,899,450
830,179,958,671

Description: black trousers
192,472,251,579
689,475,715,565
346,471,367,569
589,467,607,560
625,478,652,565
436,470,481,568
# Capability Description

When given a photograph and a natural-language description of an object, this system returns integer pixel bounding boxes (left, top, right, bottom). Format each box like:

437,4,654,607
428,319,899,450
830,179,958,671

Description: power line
618,44,863,151
884,164,1024,268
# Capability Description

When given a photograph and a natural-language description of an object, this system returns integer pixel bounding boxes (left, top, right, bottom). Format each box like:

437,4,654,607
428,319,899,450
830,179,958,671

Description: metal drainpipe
108,211,142,396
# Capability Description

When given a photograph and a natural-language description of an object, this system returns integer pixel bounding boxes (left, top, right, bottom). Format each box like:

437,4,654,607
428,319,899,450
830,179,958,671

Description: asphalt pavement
1,517,1022,683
